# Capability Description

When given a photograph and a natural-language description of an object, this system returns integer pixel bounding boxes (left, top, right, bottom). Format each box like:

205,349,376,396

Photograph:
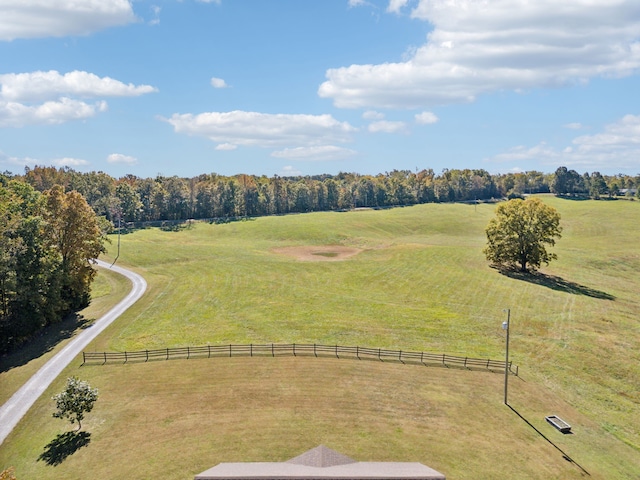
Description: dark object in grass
38,431,91,466
545,415,572,433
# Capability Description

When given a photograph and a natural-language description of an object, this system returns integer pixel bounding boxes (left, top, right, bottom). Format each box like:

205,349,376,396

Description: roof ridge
286,445,356,467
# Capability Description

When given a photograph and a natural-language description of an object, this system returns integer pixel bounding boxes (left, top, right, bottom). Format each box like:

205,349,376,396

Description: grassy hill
1,196,638,479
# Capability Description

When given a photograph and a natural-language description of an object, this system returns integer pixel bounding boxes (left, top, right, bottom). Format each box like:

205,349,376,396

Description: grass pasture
1,196,639,479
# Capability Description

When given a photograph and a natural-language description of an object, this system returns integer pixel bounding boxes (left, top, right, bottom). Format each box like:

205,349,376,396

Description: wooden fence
82,343,518,374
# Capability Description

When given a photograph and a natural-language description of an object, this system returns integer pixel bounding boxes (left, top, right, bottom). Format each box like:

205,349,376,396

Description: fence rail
82,343,518,374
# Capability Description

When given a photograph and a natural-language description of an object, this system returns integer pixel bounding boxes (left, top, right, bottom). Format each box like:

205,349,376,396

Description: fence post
272,343,274,357
188,346,190,359
399,350,402,363
146,350,149,362
82,352,85,365
229,344,232,358
293,343,296,357
442,353,446,366
420,351,424,364
166,348,169,360
104,352,107,364
125,351,128,363
378,348,381,361
250,344,253,357
208,345,211,358
314,343,317,357
357,346,360,360
335,345,339,358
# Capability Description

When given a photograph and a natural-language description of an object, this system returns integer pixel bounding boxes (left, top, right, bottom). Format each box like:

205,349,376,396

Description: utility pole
502,309,511,405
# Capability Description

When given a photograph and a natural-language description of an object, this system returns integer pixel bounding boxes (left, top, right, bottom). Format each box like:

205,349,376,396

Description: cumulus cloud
210,77,228,89
362,110,384,120
0,70,156,127
368,120,407,133
489,114,640,172
0,151,38,167
107,153,137,164
0,0,137,41
271,145,357,161
0,152,89,169
0,97,108,127
0,70,157,102
319,0,640,109
415,111,438,124
280,165,303,177
164,110,357,148
387,0,409,14
215,143,237,151
564,122,585,130
53,157,89,167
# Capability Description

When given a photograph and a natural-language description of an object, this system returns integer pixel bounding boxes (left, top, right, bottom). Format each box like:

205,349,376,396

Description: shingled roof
194,445,446,480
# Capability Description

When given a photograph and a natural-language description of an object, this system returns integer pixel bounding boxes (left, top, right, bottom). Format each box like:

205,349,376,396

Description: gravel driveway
0,260,146,446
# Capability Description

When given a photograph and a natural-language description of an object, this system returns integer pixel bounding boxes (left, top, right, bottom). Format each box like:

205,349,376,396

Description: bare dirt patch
272,245,362,261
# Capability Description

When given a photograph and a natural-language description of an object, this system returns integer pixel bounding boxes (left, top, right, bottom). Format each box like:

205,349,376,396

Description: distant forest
7,166,640,225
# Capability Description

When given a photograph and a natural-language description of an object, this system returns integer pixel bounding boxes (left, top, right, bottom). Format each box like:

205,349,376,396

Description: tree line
0,175,105,353
10,166,640,225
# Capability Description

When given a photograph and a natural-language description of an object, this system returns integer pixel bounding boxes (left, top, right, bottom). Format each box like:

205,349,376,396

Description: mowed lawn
1,196,639,479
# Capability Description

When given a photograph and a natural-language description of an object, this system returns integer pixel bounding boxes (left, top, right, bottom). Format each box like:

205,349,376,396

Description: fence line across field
82,343,518,374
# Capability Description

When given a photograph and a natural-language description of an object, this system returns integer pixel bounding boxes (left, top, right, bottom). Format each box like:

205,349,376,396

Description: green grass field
1,196,638,479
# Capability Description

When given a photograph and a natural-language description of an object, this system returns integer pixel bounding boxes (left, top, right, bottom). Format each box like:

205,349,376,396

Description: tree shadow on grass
0,313,93,373
38,431,91,466
497,268,615,300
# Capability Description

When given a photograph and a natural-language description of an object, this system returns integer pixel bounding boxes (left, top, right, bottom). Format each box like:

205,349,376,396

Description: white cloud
362,110,384,120
53,157,89,167
415,111,438,124
107,153,138,164
387,0,409,14
319,0,640,109
0,151,38,167
368,120,407,133
348,0,369,7
280,165,303,177
0,152,89,169
0,0,136,41
215,143,237,151
164,110,357,148
149,5,161,26
0,98,108,127
489,114,640,172
564,122,585,130
210,77,228,89
573,114,640,148
0,70,157,102
271,145,357,161
0,70,156,127
491,143,561,163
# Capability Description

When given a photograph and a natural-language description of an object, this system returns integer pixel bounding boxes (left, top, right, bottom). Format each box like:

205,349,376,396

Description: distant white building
195,445,446,480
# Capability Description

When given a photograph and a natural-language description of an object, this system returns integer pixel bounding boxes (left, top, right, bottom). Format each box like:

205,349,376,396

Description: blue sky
1,0,639,179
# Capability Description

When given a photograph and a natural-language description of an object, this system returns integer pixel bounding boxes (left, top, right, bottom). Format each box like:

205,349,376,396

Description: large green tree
484,197,562,272
0,180,106,352
43,185,106,310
